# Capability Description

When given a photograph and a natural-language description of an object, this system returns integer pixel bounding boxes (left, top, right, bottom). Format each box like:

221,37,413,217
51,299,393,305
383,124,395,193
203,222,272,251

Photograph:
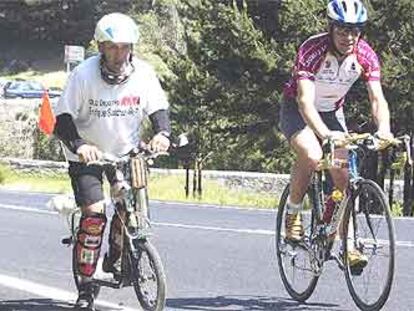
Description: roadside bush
0,163,10,184
33,129,65,161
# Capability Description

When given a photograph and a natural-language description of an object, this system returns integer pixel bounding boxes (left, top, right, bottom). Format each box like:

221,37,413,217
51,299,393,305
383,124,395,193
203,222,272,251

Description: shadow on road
0,298,74,310
166,295,349,310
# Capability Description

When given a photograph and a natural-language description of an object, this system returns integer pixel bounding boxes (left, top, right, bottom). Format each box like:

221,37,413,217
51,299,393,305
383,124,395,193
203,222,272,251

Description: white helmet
327,0,368,26
94,13,139,44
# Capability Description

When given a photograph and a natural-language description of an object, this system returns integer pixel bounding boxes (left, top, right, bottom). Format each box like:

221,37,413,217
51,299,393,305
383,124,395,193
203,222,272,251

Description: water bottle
323,188,343,224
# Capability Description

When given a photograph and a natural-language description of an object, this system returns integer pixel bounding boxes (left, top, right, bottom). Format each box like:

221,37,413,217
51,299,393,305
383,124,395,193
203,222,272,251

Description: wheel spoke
130,240,166,311
344,180,395,310
276,186,319,302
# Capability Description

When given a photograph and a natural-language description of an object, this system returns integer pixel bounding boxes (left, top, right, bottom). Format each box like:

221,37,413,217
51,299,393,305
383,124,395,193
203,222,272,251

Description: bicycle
61,146,171,311
275,133,412,311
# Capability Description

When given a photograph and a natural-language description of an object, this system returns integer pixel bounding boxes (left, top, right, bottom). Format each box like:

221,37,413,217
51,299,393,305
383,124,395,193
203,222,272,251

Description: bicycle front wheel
275,185,319,302
129,239,166,311
342,179,395,311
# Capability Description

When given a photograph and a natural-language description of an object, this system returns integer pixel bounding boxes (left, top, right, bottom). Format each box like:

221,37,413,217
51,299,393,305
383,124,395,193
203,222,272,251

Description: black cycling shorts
68,161,116,207
279,99,347,141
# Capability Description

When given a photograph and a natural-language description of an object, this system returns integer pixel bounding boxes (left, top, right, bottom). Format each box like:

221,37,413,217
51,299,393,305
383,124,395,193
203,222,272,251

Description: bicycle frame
307,148,362,270
63,152,154,288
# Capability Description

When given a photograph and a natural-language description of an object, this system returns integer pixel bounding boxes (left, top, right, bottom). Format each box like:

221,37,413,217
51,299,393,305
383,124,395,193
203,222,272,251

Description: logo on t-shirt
351,62,356,71
88,95,141,118
120,96,140,106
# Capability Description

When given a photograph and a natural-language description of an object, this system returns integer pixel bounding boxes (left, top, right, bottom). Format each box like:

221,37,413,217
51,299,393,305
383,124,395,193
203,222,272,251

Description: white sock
286,196,302,214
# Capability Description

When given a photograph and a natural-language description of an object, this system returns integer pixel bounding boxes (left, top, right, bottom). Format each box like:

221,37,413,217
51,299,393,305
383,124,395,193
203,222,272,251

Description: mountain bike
61,146,170,311
275,133,412,311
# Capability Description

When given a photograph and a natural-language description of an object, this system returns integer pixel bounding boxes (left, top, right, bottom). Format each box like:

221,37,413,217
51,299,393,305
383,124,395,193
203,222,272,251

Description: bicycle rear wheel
342,179,395,311
129,239,166,311
275,185,319,302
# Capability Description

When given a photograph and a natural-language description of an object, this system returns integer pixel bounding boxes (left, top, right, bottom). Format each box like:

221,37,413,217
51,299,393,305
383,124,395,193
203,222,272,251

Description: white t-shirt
55,55,169,161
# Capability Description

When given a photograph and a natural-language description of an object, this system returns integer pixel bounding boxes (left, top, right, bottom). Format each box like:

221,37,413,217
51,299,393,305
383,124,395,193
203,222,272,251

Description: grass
148,174,277,208
0,167,278,209
391,202,404,217
0,166,70,193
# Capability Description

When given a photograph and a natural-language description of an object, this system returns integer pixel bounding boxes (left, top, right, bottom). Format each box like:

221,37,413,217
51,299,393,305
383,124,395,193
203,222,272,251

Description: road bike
61,146,170,311
275,133,412,311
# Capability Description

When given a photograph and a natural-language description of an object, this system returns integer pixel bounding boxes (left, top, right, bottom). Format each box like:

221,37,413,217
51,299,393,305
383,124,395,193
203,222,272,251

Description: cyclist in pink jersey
279,0,393,269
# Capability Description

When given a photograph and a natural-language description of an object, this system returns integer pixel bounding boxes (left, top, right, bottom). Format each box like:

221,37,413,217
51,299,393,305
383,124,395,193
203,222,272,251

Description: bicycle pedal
93,276,122,289
350,267,364,276
61,236,73,245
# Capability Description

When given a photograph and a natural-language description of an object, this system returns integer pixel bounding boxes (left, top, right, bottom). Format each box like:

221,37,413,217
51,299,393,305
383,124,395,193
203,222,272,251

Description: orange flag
38,90,56,135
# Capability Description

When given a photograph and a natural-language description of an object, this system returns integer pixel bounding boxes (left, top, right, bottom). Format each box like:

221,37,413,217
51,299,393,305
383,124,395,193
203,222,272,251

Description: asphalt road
0,189,413,311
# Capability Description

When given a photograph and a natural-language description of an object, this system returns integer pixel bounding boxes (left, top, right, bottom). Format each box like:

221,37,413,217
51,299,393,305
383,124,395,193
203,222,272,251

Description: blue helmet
327,0,368,27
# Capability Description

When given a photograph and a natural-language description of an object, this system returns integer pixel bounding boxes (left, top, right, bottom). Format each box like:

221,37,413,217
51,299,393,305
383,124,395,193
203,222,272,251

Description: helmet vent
342,1,347,13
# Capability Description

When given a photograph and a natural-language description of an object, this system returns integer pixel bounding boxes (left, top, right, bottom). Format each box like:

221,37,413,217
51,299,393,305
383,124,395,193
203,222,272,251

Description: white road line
0,274,140,311
0,203,58,215
1,202,414,248
153,221,414,247
153,221,273,235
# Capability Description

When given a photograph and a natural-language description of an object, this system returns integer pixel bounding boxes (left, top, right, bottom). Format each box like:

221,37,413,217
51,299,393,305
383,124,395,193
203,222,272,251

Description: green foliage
364,0,414,135
160,0,293,172
391,201,403,217
0,163,10,184
131,0,183,80
273,0,326,75
33,129,65,161
277,0,326,41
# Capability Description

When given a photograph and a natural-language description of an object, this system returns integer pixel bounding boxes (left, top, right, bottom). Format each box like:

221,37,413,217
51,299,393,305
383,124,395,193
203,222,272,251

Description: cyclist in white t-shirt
279,0,393,270
54,13,171,311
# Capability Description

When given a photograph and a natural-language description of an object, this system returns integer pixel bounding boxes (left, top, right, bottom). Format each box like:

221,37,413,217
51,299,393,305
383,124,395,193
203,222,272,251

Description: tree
162,0,293,172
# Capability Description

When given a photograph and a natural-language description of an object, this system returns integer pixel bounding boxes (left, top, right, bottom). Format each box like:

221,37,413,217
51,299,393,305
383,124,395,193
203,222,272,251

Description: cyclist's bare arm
366,80,392,138
297,79,331,139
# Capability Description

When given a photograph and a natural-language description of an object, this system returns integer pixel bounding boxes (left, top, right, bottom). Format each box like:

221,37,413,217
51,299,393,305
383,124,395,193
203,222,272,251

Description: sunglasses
333,24,362,37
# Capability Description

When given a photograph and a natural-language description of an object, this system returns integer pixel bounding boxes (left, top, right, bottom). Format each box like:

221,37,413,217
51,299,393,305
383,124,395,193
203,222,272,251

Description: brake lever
322,137,335,167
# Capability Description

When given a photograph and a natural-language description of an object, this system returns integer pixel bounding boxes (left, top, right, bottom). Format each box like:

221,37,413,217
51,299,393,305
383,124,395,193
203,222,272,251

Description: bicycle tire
342,179,395,311
275,184,319,302
129,239,166,311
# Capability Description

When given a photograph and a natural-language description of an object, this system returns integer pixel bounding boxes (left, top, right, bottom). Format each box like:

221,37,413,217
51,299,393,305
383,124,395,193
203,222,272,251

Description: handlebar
85,133,190,166
320,133,413,170
87,148,169,167
324,133,405,150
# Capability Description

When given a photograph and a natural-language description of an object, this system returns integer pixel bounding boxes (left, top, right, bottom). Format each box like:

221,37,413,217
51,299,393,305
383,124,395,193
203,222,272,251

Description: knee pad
76,213,107,277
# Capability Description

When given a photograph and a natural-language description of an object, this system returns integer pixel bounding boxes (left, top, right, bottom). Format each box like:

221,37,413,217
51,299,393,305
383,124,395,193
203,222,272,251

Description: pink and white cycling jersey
283,33,381,112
